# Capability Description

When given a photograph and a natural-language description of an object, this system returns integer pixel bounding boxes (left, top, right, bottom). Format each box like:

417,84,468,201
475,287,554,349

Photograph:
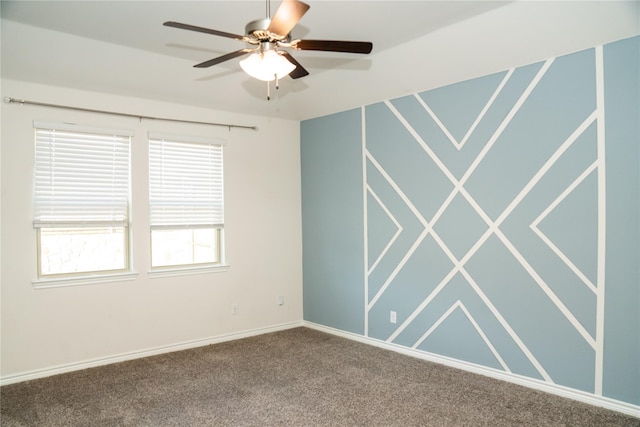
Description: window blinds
33,122,131,228
149,135,224,229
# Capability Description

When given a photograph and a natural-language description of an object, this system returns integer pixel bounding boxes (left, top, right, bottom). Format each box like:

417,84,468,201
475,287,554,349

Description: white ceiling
1,1,638,121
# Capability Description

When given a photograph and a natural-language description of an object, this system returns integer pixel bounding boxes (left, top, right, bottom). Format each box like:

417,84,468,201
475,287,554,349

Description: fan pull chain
266,74,280,101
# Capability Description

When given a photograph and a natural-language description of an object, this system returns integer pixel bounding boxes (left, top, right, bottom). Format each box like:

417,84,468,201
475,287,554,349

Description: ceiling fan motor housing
245,18,290,43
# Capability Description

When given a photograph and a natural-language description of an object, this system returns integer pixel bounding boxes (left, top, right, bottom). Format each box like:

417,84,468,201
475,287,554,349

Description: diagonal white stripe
412,301,460,349
412,300,512,373
367,185,403,275
497,111,598,227
384,101,460,185
493,228,597,349
415,69,515,151
458,272,551,380
366,152,430,228
387,267,460,341
365,152,430,309
459,60,554,186
368,228,430,310
459,69,514,148
418,100,461,149
530,161,599,294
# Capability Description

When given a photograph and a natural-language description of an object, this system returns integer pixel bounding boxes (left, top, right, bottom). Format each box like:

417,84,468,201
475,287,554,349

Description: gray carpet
1,327,638,426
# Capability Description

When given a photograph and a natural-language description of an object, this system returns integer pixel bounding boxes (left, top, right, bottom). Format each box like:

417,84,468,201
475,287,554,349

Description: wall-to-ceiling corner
300,35,639,412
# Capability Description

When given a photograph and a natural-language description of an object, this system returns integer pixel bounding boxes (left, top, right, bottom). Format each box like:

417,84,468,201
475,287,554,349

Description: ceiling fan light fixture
239,49,296,82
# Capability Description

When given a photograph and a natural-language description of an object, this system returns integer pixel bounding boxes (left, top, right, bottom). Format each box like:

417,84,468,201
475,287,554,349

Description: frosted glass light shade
240,50,296,81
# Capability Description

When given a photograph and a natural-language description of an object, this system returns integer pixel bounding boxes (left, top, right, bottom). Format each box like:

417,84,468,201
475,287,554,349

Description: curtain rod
3,97,258,131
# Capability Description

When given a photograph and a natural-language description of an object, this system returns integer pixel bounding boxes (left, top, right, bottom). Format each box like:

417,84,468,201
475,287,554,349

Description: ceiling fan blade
194,49,254,68
267,0,310,37
280,52,309,79
294,40,373,54
163,21,247,42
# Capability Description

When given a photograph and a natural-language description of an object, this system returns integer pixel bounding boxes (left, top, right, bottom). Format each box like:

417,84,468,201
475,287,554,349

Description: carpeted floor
1,327,638,426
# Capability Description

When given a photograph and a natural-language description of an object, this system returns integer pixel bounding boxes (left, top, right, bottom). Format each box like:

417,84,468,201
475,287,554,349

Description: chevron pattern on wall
363,47,606,395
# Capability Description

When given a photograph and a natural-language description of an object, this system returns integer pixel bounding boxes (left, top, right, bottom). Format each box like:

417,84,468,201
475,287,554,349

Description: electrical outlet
231,304,239,315
390,311,397,324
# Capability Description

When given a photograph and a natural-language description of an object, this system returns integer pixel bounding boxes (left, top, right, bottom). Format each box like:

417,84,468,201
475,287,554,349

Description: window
33,122,131,277
148,133,225,269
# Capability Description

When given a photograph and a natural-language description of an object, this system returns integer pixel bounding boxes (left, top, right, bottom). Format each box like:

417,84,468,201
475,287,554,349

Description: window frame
148,132,226,273
36,225,131,279
32,121,133,281
149,226,224,270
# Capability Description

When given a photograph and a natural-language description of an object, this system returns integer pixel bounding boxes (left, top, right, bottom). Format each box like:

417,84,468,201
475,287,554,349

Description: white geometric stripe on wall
363,47,607,395
366,185,403,275
418,69,514,151
411,299,511,373
530,162,599,294
365,152,430,309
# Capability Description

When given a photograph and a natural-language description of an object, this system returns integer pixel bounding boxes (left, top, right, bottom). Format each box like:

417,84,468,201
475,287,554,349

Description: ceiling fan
164,0,373,99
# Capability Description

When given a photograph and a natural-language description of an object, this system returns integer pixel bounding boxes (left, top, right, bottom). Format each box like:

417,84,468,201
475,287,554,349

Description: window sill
147,264,229,279
32,272,139,289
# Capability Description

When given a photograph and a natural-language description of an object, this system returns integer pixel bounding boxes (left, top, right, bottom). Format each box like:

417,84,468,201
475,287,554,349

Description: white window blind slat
34,121,134,137
33,125,131,227
147,132,226,146
149,137,224,229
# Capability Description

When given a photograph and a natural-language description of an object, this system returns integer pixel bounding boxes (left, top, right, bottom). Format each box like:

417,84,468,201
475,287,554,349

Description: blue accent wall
301,36,639,406
602,36,640,405
301,109,364,334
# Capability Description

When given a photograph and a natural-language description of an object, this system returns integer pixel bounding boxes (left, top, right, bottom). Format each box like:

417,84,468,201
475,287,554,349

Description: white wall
0,79,303,380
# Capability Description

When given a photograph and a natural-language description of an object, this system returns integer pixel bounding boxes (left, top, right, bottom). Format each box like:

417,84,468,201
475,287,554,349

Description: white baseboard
0,320,304,386
304,321,640,419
